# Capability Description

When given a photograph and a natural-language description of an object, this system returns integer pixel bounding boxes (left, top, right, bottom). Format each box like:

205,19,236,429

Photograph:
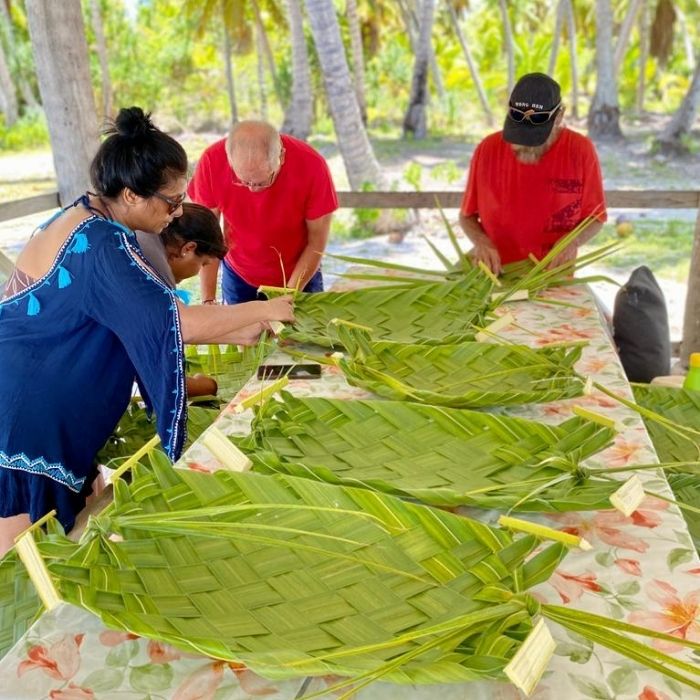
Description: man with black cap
459,72,606,275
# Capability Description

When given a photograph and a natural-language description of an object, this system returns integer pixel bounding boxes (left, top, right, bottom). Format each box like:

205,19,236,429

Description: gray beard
512,144,548,164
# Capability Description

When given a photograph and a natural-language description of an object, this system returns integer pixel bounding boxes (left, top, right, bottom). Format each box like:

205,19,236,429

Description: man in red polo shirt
460,73,606,275
188,120,338,304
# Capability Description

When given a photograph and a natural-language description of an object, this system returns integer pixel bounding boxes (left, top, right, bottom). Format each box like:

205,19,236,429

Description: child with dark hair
0,108,293,553
137,203,229,397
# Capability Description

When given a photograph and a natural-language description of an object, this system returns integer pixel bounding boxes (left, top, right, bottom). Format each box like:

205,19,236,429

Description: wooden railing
2,188,699,358
2,189,700,223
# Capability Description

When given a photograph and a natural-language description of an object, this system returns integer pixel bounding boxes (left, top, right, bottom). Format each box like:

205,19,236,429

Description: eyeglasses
233,169,279,191
232,147,285,192
152,191,186,214
508,102,561,125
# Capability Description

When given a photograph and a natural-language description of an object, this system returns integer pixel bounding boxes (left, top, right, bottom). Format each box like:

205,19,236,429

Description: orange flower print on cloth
614,558,642,576
228,661,278,696
535,323,597,346
605,436,648,466
628,579,700,653
48,685,95,700
18,634,84,681
554,498,667,553
98,630,138,646
638,687,672,700
173,661,225,700
549,569,602,604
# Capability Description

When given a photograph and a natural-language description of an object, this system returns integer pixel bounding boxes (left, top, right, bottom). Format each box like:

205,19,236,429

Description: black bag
613,266,671,383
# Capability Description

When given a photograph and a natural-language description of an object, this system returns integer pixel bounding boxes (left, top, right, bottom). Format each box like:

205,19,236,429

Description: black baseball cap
503,73,562,147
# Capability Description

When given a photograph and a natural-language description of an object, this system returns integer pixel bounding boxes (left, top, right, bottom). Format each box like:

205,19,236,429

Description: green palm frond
631,384,700,552
271,272,494,347
97,403,220,470
186,342,269,402
331,327,585,408
239,392,617,511
36,464,700,694
0,548,40,658
331,213,621,301
51,462,569,684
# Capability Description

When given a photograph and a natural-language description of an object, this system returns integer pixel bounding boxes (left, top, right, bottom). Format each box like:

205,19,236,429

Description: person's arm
178,296,294,344
288,213,333,290
459,212,502,275
548,219,604,269
198,206,221,303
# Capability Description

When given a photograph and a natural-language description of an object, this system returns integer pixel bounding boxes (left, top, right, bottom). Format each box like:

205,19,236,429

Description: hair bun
113,106,155,139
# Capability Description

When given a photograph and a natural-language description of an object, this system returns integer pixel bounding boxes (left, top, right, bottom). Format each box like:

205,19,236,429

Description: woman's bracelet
202,298,219,305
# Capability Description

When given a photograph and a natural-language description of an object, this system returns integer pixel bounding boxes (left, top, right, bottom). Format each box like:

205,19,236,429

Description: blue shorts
221,260,324,304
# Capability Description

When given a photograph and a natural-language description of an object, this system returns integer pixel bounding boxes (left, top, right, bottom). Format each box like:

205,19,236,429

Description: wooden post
679,194,700,366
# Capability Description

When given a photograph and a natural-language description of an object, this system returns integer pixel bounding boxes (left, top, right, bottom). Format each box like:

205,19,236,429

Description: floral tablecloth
2,285,699,700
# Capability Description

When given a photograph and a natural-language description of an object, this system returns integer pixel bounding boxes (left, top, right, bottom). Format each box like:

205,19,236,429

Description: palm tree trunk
398,0,444,100
89,0,113,118
548,0,565,76
346,0,367,125
565,0,579,118
0,34,17,126
681,206,700,364
222,25,238,123
304,0,383,189
251,0,283,105
636,0,650,114
447,2,492,126
255,18,268,121
675,6,695,71
587,0,623,140
403,0,435,139
282,0,312,139
498,0,515,94
25,0,99,204
613,0,642,78
0,1,39,111
655,60,700,155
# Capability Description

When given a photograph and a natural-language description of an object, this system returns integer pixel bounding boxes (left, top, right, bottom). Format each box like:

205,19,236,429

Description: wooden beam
336,190,699,209
0,191,60,222
1,190,699,221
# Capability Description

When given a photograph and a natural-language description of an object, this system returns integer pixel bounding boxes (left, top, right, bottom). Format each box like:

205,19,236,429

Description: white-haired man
188,120,338,304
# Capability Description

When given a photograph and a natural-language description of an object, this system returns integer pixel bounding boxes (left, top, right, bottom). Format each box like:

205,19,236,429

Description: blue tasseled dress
0,199,187,531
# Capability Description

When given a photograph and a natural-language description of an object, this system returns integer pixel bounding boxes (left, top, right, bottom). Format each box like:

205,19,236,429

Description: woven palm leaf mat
186,343,268,402
277,273,494,347
0,548,41,658
239,393,617,511
50,463,568,685
334,329,585,408
631,384,700,552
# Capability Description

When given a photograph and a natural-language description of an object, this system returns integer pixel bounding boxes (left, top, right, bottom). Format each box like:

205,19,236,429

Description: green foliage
0,110,49,150
583,219,693,282
403,161,423,191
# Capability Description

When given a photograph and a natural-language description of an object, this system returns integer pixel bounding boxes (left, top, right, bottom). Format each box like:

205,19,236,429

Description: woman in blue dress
0,108,294,554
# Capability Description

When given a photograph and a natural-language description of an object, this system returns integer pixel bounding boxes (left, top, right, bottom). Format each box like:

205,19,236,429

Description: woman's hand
264,295,295,323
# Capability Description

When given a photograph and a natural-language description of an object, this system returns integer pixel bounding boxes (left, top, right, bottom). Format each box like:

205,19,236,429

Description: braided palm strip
51,464,567,683
242,393,616,510
336,331,585,408
279,272,494,347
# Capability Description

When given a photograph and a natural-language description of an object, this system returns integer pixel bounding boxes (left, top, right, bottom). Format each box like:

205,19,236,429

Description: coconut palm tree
587,0,623,140
403,0,435,139
346,0,367,124
88,0,113,118
25,0,99,203
281,0,312,138
304,0,383,189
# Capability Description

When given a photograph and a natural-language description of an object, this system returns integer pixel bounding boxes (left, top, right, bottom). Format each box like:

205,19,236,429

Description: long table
2,284,699,700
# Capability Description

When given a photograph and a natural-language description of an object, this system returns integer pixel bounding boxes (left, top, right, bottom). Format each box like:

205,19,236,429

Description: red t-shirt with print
461,128,607,265
188,134,338,287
